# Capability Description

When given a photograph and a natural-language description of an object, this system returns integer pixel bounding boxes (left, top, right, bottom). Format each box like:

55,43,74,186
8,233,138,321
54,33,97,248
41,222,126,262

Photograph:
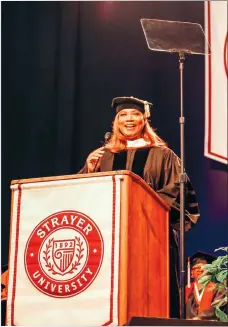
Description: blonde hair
105,112,167,153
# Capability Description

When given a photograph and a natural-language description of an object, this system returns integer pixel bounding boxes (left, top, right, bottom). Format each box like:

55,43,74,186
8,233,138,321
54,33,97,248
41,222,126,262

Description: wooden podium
7,171,170,326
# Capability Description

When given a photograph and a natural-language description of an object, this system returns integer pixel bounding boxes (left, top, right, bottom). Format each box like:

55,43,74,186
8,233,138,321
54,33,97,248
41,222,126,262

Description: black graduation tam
111,96,152,118
189,251,217,267
186,252,217,287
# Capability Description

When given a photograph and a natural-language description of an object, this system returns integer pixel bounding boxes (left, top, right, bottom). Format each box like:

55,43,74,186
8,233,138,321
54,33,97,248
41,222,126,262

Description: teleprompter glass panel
141,19,210,55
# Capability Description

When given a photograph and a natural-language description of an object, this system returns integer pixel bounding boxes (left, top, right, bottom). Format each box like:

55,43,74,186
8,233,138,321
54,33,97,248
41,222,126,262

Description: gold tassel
144,102,150,118
187,257,191,288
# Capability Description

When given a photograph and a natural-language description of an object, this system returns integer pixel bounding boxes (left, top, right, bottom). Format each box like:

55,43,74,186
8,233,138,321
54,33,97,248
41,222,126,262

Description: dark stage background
1,1,228,266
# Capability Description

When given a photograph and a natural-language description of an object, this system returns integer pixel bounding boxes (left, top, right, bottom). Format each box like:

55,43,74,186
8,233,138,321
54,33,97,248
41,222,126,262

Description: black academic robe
79,146,200,230
79,146,200,318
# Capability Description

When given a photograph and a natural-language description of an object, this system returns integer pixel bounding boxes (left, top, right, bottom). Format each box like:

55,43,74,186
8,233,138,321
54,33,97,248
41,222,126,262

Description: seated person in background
1,266,8,301
186,251,226,320
1,264,8,325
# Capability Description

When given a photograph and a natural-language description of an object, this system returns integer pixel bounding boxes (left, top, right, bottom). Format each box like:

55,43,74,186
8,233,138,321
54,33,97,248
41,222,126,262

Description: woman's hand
86,147,105,173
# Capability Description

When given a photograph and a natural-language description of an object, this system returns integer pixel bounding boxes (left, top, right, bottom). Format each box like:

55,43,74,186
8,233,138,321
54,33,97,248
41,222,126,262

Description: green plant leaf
221,257,228,267
201,263,218,271
216,270,228,283
198,274,212,288
214,284,226,291
212,296,227,307
215,256,226,268
198,245,228,321
215,307,228,322
215,246,228,253
205,266,218,274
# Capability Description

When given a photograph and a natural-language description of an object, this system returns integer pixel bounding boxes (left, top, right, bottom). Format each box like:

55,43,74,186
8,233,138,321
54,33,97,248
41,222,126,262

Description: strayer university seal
25,210,104,298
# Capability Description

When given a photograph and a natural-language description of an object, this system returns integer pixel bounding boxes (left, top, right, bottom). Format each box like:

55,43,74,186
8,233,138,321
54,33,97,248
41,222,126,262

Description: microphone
93,132,111,172
104,132,111,145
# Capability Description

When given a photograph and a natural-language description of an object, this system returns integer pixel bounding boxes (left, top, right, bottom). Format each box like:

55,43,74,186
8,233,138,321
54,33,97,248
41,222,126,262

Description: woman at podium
79,96,200,318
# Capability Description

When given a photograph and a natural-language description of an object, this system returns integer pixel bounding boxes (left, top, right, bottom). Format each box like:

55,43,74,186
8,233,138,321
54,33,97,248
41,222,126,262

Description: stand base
127,317,227,326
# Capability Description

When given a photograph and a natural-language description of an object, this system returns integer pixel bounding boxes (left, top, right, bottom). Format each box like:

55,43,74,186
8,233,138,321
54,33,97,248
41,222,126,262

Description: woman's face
117,109,145,140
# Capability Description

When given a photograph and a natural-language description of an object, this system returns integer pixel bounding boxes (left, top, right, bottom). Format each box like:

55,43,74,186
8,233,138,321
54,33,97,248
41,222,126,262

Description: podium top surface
11,170,140,185
11,170,169,210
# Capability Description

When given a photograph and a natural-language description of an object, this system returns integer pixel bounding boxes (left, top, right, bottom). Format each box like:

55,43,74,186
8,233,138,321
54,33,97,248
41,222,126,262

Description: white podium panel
7,176,121,326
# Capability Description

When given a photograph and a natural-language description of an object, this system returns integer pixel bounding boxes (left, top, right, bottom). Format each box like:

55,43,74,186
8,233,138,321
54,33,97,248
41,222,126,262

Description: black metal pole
179,52,187,319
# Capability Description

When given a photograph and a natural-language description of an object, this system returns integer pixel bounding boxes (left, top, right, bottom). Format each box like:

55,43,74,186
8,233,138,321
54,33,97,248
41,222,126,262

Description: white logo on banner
205,1,228,164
